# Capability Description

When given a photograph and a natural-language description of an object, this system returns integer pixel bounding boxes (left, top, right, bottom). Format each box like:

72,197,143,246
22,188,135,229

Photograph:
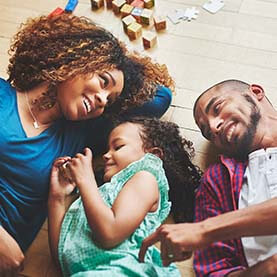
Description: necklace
24,91,50,129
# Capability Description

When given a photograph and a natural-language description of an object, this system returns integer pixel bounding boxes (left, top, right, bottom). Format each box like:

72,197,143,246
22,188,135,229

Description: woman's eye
100,75,109,88
107,96,115,107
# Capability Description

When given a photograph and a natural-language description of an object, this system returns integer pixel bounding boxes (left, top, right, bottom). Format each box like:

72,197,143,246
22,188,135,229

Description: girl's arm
48,157,76,266
69,148,159,249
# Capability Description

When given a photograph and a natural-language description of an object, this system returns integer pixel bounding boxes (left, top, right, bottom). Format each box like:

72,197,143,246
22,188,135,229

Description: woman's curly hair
112,117,202,223
7,14,175,113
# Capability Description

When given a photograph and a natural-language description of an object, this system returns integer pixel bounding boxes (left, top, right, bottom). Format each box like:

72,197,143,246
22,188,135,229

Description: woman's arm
68,148,159,249
0,226,24,275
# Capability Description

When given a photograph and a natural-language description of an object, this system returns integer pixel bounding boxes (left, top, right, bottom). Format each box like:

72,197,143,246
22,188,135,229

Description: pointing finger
139,230,161,262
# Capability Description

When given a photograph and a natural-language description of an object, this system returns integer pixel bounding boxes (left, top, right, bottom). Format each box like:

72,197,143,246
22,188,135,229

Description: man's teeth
226,125,235,142
83,97,91,113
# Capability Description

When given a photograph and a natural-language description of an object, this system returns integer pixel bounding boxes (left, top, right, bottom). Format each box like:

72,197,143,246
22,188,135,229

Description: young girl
48,117,201,276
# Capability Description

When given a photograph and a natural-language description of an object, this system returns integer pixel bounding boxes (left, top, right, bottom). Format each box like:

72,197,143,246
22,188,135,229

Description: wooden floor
1,0,277,276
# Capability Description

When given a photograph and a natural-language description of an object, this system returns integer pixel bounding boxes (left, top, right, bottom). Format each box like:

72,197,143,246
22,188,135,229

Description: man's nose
95,91,108,107
210,117,223,135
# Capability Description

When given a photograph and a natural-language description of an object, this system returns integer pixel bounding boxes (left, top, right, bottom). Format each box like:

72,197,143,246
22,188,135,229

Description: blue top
0,78,93,251
0,78,172,252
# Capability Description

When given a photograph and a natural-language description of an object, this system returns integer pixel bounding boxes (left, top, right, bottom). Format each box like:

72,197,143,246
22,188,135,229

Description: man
139,80,277,276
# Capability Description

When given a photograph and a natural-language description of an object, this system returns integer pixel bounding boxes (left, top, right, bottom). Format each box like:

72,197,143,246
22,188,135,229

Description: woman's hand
0,226,24,276
67,148,96,189
49,157,76,201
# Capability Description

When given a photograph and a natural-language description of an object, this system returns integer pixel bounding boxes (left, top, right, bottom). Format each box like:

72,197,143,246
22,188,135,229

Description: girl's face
103,123,147,182
56,69,124,120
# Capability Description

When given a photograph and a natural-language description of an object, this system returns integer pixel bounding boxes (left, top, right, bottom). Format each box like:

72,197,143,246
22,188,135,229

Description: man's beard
229,95,261,160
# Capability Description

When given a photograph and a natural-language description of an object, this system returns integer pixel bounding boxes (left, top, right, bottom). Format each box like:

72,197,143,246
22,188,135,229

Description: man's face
194,88,261,158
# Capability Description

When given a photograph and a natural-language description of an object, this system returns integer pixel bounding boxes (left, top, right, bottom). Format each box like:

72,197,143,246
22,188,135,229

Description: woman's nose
95,91,108,107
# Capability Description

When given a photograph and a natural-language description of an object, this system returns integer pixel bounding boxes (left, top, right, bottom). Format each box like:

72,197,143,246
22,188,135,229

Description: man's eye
214,104,220,114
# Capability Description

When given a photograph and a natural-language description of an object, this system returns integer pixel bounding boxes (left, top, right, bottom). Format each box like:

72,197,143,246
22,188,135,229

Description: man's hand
139,223,206,266
0,226,24,276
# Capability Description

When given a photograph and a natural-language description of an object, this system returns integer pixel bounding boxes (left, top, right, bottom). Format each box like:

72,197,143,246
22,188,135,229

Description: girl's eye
100,75,109,88
115,144,124,151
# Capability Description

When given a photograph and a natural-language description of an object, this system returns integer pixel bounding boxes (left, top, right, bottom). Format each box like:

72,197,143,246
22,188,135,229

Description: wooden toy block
48,7,64,18
142,31,157,48
65,0,78,13
140,8,153,25
106,0,113,8
130,0,144,8
143,0,154,9
131,7,143,22
122,15,136,32
112,0,126,14
154,15,166,31
127,22,142,40
91,0,104,9
120,4,134,17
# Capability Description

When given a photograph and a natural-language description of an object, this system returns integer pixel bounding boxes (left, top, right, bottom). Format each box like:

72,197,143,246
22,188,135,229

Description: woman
0,13,174,274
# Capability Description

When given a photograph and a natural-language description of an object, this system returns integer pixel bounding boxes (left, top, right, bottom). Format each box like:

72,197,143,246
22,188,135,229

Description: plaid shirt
193,155,249,276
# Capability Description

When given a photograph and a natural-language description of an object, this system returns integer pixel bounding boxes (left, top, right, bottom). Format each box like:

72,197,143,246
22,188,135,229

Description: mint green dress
58,153,181,277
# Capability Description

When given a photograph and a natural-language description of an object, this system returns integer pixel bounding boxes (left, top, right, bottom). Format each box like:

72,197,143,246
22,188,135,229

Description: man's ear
148,147,164,159
249,84,265,101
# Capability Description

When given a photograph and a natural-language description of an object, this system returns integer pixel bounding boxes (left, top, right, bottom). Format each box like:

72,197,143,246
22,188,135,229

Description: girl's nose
103,151,110,161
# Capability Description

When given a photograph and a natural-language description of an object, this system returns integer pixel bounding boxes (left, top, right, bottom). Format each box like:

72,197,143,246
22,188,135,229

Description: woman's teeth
83,97,92,113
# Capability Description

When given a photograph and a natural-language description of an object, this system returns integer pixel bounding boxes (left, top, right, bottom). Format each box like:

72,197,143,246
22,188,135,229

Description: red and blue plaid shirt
193,155,249,276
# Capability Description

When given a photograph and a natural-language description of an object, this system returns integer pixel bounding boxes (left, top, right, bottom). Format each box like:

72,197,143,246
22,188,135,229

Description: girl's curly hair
7,14,175,113
112,117,202,223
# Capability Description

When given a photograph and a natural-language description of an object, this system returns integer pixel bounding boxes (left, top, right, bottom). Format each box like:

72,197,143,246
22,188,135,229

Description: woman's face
56,69,124,120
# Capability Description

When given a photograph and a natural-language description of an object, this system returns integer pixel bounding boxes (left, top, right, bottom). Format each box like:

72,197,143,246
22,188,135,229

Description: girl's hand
49,157,76,201
67,148,95,188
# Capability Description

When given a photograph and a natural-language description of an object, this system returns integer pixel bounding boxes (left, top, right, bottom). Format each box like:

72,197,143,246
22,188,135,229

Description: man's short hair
193,79,250,118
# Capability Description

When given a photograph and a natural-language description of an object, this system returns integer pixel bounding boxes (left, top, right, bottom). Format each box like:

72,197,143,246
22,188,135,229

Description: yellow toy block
120,4,134,17
112,0,126,14
143,0,154,9
122,14,136,31
127,21,142,40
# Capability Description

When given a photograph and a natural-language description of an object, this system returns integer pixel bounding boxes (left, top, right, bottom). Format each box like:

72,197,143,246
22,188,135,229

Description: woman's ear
149,147,164,159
